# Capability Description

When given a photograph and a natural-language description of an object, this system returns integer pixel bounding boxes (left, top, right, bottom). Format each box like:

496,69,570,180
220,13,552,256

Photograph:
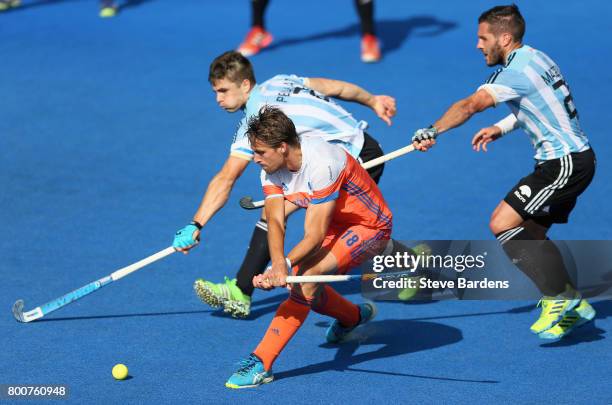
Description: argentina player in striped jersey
411,5,595,340
173,51,396,318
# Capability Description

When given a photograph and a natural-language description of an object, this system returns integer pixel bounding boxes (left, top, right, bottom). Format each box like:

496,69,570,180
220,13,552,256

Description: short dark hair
247,106,299,149
208,51,256,86
478,4,525,42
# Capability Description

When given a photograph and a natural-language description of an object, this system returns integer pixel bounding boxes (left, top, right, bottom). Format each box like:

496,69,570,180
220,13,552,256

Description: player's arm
411,89,495,151
305,77,396,125
434,89,496,134
253,195,288,290
193,156,249,226
287,199,336,267
254,199,336,290
173,156,249,253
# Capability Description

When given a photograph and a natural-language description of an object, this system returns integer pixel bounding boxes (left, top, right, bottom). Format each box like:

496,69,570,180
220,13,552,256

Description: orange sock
311,285,360,327
253,294,311,371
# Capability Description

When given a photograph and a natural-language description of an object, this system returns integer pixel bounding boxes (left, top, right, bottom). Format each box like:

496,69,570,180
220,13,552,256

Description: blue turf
1,0,611,403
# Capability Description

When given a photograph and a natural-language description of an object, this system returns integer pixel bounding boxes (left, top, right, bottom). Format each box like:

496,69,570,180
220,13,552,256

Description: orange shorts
322,223,391,274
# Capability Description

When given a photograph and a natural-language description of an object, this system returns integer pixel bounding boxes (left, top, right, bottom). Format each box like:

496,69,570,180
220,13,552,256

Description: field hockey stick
239,143,416,210
286,274,360,283
285,270,420,284
12,246,176,323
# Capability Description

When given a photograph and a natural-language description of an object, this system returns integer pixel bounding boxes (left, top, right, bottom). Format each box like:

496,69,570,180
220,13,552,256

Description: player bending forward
225,106,392,388
173,50,395,318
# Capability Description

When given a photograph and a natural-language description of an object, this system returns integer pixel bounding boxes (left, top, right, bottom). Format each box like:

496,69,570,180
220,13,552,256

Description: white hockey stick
12,246,176,323
285,274,361,283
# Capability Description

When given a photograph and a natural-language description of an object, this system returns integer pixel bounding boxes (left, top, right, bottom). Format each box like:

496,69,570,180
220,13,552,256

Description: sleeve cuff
311,190,339,204
230,151,254,161
493,114,519,135
478,84,500,107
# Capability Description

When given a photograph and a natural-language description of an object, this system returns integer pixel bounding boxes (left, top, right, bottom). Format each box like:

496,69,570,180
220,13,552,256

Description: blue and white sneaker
326,302,377,343
225,354,273,389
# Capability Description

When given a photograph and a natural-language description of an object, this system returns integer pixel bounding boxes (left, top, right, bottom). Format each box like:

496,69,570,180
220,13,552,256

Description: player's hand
173,223,201,254
253,260,288,290
371,95,396,126
412,127,438,152
472,126,502,152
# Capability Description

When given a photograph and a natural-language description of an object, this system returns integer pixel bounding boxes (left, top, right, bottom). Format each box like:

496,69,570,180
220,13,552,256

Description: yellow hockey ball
112,364,129,380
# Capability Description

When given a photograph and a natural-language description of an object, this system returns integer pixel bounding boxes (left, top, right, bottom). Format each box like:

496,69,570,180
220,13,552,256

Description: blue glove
173,222,200,249
412,126,438,143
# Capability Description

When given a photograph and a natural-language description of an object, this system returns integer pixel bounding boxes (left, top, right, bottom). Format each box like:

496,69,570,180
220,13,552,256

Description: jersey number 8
341,229,360,247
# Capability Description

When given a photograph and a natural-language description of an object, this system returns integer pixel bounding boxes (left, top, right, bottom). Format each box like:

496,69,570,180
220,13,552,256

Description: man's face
211,78,250,112
477,22,504,66
251,139,286,174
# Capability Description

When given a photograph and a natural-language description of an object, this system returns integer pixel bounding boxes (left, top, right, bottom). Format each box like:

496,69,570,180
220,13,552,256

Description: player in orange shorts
225,106,392,388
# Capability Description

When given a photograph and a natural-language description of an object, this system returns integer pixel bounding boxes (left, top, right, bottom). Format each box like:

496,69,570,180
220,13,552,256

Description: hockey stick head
12,299,25,323
239,196,259,210
12,299,43,323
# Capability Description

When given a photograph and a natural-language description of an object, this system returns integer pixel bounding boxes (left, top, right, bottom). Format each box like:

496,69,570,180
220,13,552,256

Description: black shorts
504,148,596,226
358,132,384,184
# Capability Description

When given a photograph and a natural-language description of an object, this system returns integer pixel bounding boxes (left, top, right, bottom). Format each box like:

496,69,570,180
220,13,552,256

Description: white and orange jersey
261,137,392,230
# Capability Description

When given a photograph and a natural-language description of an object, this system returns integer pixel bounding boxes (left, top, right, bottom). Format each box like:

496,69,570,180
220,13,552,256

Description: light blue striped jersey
230,74,367,160
479,45,590,161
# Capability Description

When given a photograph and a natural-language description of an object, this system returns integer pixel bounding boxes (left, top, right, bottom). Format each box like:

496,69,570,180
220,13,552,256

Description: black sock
496,227,573,296
354,0,375,36
251,0,269,28
236,220,271,297
540,237,577,295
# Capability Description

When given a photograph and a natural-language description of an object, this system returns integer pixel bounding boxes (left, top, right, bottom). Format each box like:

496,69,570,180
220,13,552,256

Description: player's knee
489,212,508,235
294,282,321,302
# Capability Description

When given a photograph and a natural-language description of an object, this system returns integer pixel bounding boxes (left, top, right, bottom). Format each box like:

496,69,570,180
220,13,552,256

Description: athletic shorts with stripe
318,224,391,275
358,132,385,184
504,148,596,226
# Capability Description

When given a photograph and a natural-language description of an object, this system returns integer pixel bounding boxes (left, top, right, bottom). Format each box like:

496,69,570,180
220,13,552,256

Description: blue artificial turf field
1,0,611,403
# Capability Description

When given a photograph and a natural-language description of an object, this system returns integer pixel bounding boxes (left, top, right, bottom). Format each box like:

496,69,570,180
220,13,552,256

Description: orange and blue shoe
361,34,381,63
237,26,273,57
225,354,273,389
